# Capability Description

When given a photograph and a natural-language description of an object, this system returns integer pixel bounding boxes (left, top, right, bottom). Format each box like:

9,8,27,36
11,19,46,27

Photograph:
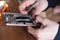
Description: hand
19,0,59,40
27,16,59,40
19,0,36,14
19,0,48,15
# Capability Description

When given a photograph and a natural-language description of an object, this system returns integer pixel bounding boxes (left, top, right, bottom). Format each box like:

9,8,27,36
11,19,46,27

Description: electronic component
3,12,36,26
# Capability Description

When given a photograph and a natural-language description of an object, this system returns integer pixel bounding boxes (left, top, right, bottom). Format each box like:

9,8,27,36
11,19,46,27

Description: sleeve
54,22,60,40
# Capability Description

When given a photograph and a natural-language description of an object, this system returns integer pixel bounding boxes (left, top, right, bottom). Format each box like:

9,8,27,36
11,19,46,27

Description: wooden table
0,20,36,40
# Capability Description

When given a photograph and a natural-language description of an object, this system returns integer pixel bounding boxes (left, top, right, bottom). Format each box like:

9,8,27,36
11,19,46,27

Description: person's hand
27,16,59,40
19,0,48,15
19,0,36,14
19,0,59,40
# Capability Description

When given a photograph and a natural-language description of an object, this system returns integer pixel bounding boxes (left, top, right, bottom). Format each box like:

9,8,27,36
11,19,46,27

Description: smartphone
3,12,37,26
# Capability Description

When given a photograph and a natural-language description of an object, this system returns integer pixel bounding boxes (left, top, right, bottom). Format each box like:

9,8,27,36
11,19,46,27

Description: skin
19,0,60,40
19,0,48,15
27,16,59,40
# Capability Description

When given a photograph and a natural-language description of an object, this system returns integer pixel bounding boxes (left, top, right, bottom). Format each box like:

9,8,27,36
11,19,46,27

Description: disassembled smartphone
2,1,42,27
3,12,37,26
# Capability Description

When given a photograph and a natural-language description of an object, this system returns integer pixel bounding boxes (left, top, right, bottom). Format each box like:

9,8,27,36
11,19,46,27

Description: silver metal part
3,12,36,26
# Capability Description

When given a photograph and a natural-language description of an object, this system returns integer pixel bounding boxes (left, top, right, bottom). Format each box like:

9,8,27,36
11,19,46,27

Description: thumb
35,15,58,26
27,27,37,37
27,26,35,34
27,26,37,38
35,15,46,25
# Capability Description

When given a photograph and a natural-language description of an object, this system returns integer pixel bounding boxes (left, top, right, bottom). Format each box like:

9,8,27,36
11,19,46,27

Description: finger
35,15,49,25
20,10,27,14
35,16,44,24
27,26,36,35
27,26,37,38
19,0,32,14
34,0,48,15
19,4,27,14
35,15,58,26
